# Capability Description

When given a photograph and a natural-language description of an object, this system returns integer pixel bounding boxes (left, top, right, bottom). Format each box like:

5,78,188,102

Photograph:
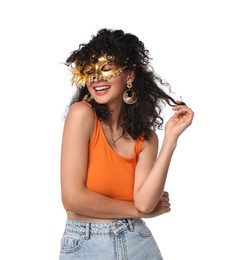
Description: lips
94,85,111,92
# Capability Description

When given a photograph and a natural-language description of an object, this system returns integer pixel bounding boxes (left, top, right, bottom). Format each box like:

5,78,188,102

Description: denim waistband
65,218,139,240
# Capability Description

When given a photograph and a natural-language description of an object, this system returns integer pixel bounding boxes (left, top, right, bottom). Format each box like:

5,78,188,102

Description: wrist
163,134,178,148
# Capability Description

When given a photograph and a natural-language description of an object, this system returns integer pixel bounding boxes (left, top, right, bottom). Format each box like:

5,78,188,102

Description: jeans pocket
60,231,84,254
135,219,152,237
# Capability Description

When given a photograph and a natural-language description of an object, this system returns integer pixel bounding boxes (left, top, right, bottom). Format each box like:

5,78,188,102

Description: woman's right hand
140,191,171,218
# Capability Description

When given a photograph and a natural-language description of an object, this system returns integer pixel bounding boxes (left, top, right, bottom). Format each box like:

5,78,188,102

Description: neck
107,102,123,132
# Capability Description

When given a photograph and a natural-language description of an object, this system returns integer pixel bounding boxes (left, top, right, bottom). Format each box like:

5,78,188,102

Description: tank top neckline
98,119,138,161
82,101,143,160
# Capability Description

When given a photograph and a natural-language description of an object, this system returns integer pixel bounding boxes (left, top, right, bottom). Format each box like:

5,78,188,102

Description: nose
93,76,99,82
92,73,102,82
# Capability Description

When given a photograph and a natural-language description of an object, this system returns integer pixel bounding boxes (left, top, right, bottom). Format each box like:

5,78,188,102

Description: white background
0,0,232,259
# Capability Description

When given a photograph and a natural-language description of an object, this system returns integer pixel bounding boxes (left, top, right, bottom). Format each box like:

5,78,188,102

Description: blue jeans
59,218,163,260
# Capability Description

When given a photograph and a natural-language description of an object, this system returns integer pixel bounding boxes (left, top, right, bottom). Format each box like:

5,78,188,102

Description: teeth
95,86,110,91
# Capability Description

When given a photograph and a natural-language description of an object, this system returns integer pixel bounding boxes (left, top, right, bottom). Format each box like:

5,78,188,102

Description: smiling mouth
94,85,111,92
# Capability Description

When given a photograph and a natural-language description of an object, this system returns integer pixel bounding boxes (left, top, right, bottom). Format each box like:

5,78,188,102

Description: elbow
61,193,81,213
134,200,154,214
61,186,86,213
62,196,74,212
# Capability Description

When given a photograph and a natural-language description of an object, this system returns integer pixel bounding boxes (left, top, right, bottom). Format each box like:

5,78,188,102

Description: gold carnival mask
70,55,125,88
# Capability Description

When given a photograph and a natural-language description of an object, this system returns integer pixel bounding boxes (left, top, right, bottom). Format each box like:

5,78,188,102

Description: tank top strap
80,101,101,148
81,100,92,107
134,135,144,155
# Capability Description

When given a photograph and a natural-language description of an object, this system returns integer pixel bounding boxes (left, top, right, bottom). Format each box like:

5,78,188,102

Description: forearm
134,136,177,213
134,103,194,213
62,187,142,219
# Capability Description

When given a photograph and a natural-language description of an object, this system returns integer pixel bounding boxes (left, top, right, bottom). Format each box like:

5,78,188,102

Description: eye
83,65,94,74
102,64,116,71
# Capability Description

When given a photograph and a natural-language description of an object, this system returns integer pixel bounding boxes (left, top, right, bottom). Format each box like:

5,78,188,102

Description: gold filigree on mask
69,55,125,88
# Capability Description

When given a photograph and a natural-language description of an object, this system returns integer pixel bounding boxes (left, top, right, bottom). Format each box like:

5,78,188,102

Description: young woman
59,28,194,260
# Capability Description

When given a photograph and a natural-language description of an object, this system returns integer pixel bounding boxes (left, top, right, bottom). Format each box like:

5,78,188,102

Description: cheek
118,78,127,91
86,85,92,93
110,74,127,87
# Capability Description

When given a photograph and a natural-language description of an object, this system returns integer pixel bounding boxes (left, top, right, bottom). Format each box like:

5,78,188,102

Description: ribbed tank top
83,101,144,202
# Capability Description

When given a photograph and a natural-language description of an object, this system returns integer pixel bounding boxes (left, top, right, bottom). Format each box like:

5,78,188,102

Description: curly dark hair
65,28,184,140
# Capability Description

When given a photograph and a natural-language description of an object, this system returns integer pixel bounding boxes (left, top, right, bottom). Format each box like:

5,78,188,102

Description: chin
93,96,109,104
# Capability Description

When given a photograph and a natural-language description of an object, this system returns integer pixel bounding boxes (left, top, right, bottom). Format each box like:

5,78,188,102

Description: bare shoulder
67,102,94,119
137,130,159,161
66,102,94,124
142,130,159,150
64,102,95,139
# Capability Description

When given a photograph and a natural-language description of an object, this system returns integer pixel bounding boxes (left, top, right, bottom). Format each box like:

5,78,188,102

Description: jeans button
115,223,122,228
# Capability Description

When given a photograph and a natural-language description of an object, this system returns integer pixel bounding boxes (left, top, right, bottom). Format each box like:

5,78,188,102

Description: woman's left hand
165,103,194,138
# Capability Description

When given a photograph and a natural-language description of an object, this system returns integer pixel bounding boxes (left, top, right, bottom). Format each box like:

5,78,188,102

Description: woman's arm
134,104,194,213
60,102,170,219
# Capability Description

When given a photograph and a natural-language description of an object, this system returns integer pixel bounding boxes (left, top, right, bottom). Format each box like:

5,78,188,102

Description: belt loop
127,219,134,232
84,223,90,240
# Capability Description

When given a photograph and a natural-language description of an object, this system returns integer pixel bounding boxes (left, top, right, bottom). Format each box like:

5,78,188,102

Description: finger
162,195,170,201
174,108,194,119
155,203,171,213
156,207,171,215
159,201,170,207
173,105,193,113
173,106,192,114
159,198,169,204
161,192,170,201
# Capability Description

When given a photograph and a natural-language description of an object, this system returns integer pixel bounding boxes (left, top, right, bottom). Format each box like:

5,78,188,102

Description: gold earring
123,82,137,104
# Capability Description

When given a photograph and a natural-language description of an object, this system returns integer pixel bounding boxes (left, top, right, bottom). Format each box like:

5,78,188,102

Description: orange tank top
84,102,144,202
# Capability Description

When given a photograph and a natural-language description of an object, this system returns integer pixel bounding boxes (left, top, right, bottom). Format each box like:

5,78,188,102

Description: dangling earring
82,92,93,102
123,82,137,104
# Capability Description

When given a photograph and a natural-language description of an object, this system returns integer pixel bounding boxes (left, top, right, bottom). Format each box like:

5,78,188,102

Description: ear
127,70,135,83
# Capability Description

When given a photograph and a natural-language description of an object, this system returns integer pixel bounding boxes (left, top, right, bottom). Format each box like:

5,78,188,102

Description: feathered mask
69,54,126,88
